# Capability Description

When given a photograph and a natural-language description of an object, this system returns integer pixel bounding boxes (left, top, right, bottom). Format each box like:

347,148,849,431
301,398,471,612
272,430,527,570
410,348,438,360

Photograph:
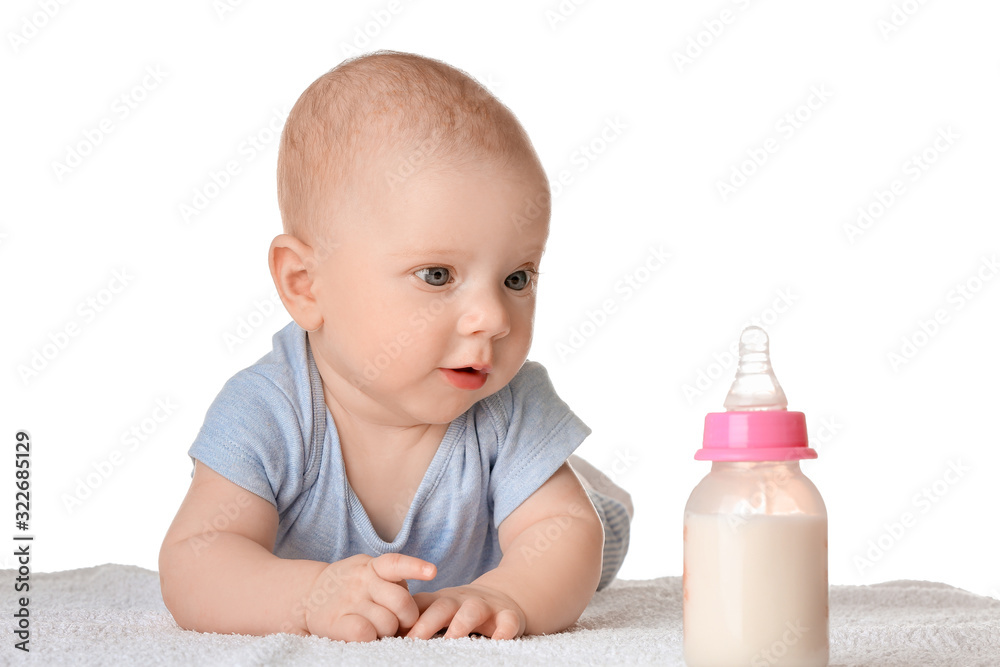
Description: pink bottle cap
696,327,816,462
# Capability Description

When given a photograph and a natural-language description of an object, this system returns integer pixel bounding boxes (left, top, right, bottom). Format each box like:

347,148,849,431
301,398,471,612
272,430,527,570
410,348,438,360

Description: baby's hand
304,553,436,642
404,583,526,640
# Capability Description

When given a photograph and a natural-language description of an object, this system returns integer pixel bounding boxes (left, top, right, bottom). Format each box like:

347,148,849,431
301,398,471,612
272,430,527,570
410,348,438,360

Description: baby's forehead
342,114,548,218
339,157,550,252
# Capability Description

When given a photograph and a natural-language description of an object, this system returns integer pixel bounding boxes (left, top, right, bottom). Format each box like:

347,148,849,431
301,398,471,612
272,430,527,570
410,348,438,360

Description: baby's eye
504,270,533,291
416,267,451,287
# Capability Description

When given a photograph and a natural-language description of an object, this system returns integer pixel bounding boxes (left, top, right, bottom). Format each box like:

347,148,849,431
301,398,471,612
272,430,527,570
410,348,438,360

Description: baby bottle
683,326,828,667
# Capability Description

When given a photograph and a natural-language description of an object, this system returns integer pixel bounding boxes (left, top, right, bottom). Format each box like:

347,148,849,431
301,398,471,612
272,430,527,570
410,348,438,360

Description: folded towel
3,564,997,665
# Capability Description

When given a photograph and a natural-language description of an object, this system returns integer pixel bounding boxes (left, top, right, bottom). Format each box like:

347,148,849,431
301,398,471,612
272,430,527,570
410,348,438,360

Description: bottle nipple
723,326,788,412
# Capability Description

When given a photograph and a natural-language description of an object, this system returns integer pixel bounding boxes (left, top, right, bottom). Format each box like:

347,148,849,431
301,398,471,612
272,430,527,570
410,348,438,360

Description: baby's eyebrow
389,246,545,259
389,247,470,258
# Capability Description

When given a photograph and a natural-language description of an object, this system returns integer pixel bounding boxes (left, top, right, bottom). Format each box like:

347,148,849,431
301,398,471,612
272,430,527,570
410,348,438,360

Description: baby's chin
406,391,489,425
403,375,504,424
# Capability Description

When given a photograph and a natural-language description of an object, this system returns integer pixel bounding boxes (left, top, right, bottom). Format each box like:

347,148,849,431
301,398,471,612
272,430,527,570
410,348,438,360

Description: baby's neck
323,382,444,455
337,415,447,464
340,419,449,542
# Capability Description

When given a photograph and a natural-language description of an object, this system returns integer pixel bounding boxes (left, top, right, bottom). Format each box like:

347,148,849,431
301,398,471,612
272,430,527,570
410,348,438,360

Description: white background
2,0,998,600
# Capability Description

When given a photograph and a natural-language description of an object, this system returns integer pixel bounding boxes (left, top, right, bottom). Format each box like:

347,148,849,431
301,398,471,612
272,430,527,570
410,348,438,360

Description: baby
159,51,632,642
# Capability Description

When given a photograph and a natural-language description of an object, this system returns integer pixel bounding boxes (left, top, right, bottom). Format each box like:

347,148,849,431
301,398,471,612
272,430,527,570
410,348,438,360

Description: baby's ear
268,234,323,331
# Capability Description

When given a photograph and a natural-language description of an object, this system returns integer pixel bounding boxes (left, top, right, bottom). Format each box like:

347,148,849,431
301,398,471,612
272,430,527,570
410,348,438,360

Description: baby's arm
159,461,436,640
405,462,604,639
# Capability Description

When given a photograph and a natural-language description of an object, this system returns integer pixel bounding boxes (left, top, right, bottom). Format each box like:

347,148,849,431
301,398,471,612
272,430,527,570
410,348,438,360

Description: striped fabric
586,488,632,591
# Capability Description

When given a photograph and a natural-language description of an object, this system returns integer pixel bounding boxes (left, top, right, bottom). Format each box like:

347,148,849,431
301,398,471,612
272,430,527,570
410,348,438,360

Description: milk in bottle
683,327,829,667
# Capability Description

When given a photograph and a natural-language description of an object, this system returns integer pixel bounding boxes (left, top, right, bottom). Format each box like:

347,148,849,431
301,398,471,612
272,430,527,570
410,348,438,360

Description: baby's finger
359,601,401,639
443,597,492,639
327,613,378,643
490,608,523,640
405,597,460,640
371,553,437,584
412,591,437,613
371,579,420,628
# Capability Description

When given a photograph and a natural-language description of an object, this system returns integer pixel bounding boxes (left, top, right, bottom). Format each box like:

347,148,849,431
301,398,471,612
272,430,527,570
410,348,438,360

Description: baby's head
270,51,552,427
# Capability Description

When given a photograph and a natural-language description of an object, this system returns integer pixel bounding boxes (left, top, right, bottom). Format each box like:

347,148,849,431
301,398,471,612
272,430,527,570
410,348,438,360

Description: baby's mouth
440,366,490,390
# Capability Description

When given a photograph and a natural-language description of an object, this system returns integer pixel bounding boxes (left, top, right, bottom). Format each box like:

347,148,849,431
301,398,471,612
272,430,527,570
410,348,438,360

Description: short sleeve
486,361,591,527
187,369,310,510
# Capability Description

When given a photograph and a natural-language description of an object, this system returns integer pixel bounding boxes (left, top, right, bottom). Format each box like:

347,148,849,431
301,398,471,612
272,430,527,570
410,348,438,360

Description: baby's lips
450,363,492,374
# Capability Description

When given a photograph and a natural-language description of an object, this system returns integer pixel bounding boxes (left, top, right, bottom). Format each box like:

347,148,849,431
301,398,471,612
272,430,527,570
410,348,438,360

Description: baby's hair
276,50,547,246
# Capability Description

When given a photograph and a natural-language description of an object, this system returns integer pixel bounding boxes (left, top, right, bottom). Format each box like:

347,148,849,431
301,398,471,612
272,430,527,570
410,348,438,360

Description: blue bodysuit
188,321,630,592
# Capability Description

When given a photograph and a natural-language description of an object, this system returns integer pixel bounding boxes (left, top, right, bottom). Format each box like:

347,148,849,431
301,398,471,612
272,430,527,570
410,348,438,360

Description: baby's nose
457,285,511,339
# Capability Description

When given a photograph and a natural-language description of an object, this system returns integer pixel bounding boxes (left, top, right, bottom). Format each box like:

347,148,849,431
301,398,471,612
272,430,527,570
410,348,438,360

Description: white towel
3,564,998,666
